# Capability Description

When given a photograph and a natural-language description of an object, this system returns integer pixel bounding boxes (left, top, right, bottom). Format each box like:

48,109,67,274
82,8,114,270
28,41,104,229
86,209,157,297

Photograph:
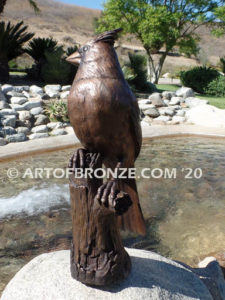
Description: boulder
60,91,70,99
22,99,42,110
162,91,176,100
47,122,64,130
186,104,225,128
6,133,27,143
22,91,30,98
172,116,186,123
16,127,30,135
158,108,175,116
1,84,13,94
176,110,185,117
0,127,16,136
2,115,16,128
0,90,7,102
0,249,214,300
44,85,61,98
176,87,195,98
31,125,48,134
138,99,151,105
0,137,7,146
10,97,27,105
14,86,29,93
9,104,25,112
139,103,154,111
7,91,25,98
185,97,208,108
29,133,49,140
149,93,165,107
170,97,182,105
0,109,17,116
18,111,31,121
29,85,43,95
153,115,171,124
0,101,10,110
34,115,49,126
144,107,159,118
51,128,67,136
61,85,71,91
30,107,43,116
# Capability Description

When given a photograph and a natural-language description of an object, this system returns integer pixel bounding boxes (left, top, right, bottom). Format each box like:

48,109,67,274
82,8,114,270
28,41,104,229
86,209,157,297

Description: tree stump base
69,149,132,286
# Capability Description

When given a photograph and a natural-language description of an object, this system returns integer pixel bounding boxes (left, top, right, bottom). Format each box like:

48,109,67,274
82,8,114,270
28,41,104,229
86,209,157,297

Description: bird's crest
95,28,123,45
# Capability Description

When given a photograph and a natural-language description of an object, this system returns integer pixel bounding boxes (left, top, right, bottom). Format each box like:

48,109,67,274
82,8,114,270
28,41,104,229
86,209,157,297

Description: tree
95,0,224,83
0,0,39,15
212,5,225,37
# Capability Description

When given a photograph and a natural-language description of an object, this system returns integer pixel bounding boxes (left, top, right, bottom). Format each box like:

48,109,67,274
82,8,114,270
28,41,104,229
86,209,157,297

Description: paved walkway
0,125,225,162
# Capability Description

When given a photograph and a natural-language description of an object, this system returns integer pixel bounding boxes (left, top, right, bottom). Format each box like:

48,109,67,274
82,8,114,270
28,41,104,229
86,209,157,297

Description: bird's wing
129,100,142,159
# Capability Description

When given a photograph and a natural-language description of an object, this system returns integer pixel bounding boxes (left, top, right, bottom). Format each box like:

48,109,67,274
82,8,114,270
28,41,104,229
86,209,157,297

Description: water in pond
0,136,225,293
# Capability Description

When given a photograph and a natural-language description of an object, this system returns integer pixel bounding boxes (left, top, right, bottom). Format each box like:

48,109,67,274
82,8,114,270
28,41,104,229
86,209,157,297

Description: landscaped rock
31,125,48,134
47,122,64,130
1,249,214,300
176,87,195,98
10,97,27,105
34,115,49,126
14,86,29,93
0,137,7,146
186,104,225,128
144,107,159,118
51,128,67,136
185,97,208,108
61,85,71,92
18,111,31,121
2,116,16,128
172,116,186,123
158,107,175,116
162,91,175,100
154,115,171,123
44,85,61,98
1,84,13,94
138,99,151,105
60,91,70,99
16,120,32,129
170,96,182,105
149,93,165,107
22,91,30,98
0,90,7,102
29,133,49,140
0,101,10,110
176,110,185,117
16,127,30,135
163,99,170,105
29,85,43,95
6,133,27,143
0,127,17,136
30,107,43,116
0,109,17,116
22,99,42,110
7,91,26,98
139,103,154,111
9,104,25,111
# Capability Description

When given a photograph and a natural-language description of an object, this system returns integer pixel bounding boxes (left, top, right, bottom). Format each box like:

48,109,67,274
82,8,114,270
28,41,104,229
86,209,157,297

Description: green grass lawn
156,84,225,109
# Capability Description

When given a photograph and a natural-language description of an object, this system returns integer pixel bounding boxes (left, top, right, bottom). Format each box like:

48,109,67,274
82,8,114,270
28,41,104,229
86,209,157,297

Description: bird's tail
117,177,146,236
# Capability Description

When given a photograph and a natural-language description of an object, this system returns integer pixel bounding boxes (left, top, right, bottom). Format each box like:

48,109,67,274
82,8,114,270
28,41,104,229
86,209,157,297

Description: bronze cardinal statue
66,28,146,236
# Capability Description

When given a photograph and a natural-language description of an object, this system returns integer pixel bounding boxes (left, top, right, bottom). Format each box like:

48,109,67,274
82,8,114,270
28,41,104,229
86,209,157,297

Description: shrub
220,57,225,73
122,52,156,93
41,47,72,84
44,100,69,122
204,76,225,97
180,66,220,94
0,21,34,82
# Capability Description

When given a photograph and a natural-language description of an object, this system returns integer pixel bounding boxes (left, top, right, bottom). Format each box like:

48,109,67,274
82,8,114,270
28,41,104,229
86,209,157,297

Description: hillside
1,0,225,72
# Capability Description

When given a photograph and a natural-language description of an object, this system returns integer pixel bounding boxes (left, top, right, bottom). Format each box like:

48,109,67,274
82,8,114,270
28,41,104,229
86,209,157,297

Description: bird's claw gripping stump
69,148,132,286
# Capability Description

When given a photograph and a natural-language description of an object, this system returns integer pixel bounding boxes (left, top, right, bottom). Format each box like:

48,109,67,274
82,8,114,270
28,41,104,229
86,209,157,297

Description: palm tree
0,0,39,15
0,21,34,82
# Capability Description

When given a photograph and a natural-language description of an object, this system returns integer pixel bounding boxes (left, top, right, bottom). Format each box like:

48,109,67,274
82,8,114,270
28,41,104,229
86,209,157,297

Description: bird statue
66,28,146,236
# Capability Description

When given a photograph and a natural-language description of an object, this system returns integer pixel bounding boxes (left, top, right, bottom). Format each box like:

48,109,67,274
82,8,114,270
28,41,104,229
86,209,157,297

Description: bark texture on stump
69,149,131,286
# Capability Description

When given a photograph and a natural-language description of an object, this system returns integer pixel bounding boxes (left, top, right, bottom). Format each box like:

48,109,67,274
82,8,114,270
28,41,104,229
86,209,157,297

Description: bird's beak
66,51,81,65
